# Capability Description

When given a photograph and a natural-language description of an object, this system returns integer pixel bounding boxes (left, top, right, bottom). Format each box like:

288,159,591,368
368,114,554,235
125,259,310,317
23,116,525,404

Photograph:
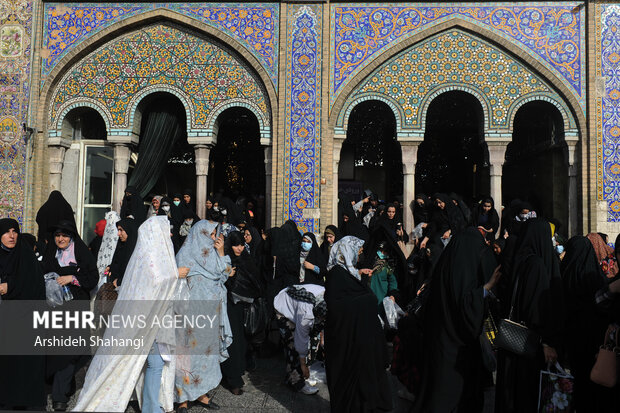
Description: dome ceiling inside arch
344,29,565,130
50,23,269,130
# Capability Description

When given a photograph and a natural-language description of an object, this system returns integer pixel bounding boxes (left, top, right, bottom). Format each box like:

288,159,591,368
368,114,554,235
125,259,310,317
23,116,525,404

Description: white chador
73,216,183,412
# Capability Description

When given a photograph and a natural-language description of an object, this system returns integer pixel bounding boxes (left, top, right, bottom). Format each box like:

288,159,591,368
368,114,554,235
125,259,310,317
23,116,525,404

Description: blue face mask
555,245,564,254
301,241,312,252
377,251,386,260
173,200,181,207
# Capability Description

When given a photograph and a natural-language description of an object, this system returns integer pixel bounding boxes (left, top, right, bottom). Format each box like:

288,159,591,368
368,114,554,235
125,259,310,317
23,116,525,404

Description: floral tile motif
331,3,585,109
49,24,269,130
283,4,322,234
42,3,279,87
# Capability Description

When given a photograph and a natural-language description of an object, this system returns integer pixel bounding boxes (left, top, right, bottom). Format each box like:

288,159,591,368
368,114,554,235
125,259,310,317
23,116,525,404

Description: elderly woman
0,218,46,410
174,220,234,412
42,219,98,411
324,236,392,412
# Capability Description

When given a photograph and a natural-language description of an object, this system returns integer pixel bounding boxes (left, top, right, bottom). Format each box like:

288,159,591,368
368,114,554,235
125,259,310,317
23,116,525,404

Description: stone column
113,144,131,213
567,140,579,237
487,140,509,228
400,143,419,238
264,145,273,229
48,146,67,192
194,145,211,219
332,137,345,225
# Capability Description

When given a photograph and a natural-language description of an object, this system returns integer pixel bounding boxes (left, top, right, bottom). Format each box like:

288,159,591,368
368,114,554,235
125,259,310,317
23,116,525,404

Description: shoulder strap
508,268,521,321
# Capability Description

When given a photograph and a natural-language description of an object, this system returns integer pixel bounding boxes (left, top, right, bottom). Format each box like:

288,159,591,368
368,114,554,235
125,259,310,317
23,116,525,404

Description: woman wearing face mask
299,233,327,285
368,242,399,308
221,231,263,395
42,220,98,411
172,193,183,208
158,197,182,251
0,219,46,410
105,218,138,287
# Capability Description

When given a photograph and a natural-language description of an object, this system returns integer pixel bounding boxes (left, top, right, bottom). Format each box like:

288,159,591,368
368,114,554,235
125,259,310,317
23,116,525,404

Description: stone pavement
56,351,416,413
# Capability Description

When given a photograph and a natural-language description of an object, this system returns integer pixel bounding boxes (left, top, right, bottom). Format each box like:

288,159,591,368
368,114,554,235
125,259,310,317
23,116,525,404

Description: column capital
487,140,509,173
566,141,578,167
194,145,211,176
107,130,139,145
113,144,131,174
49,146,67,174
400,142,419,175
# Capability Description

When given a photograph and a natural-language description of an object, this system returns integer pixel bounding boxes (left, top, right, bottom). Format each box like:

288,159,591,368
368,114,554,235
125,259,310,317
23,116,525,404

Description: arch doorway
416,91,489,204
132,92,190,199
209,107,266,228
503,101,568,232
339,100,403,204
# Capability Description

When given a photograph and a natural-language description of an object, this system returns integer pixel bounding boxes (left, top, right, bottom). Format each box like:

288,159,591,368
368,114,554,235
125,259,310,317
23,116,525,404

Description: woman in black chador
495,218,564,413
0,218,46,410
299,232,327,285
413,227,500,413
561,236,615,412
107,218,138,287
324,236,392,413
42,219,98,411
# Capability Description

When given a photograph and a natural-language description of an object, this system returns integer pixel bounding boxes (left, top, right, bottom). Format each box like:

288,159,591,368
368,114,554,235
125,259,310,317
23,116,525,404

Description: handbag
495,272,540,358
243,297,270,339
94,276,118,321
538,362,574,412
590,324,619,388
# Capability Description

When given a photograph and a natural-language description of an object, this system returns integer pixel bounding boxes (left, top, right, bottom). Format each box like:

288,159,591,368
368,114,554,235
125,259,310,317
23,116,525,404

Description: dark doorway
503,101,567,229
339,100,402,203
209,107,265,224
136,92,192,198
416,91,489,205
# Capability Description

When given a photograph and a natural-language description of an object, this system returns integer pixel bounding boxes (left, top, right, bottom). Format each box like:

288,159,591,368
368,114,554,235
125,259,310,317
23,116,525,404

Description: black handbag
243,297,270,339
495,273,540,358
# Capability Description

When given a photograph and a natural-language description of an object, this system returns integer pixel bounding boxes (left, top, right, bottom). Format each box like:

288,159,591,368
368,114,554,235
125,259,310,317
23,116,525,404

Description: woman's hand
542,344,558,364
104,266,110,276
178,266,190,279
56,275,73,286
484,265,501,292
112,279,118,288
442,230,451,239
609,278,620,294
214,236,225,256
303,261,315,270
229,267,236,278
0,282,7,295
358,268,373,277
420,237,429,249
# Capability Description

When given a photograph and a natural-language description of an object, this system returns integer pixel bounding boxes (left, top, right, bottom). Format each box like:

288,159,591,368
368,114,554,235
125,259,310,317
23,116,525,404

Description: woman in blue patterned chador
174,220,233,412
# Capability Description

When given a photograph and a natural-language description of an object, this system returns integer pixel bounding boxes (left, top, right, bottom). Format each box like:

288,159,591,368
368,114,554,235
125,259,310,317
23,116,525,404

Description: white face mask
162,205,171,212
173,201,181,207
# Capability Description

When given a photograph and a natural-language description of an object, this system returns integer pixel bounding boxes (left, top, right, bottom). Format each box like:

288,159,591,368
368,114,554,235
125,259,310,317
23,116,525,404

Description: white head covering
94,211,120,293
327,236,365,280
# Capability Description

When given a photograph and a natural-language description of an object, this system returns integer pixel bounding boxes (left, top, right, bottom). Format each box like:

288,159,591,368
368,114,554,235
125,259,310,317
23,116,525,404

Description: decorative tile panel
49,24,269,131
598,4,620,221
344,29,557,129
283,4,322,233
0,0,32,224
331,3,585,109
42,3,279,87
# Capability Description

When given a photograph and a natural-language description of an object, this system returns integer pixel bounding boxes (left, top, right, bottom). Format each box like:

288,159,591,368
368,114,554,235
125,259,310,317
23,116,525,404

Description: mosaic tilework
42,3,279,87
331,3,585,109
0,0,32,224
49,24,268,131
343,29,554,129
598,4,620,221
283,4,322,234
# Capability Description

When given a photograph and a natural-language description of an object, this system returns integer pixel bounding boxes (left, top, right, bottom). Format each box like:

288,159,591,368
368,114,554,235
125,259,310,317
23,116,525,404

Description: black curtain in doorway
128,110,182,198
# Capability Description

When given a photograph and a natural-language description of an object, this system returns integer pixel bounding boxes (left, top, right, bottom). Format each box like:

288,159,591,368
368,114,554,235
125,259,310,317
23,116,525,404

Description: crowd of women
0,188,619,412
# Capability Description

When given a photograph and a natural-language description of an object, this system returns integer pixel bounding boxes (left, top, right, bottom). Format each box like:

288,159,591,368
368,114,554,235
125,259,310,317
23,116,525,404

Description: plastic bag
383,296,405,330
538,362,574,412
308,362,327,385
173,278,190,315
44,272,64,307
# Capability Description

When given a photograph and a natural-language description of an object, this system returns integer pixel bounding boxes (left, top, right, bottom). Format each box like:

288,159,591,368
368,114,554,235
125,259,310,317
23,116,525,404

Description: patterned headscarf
96,211,120,290
327,236,365,280
586,232,618,279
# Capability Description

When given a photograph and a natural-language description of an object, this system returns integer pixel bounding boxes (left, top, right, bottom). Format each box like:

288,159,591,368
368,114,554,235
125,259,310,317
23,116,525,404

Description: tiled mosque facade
1,1,619,236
